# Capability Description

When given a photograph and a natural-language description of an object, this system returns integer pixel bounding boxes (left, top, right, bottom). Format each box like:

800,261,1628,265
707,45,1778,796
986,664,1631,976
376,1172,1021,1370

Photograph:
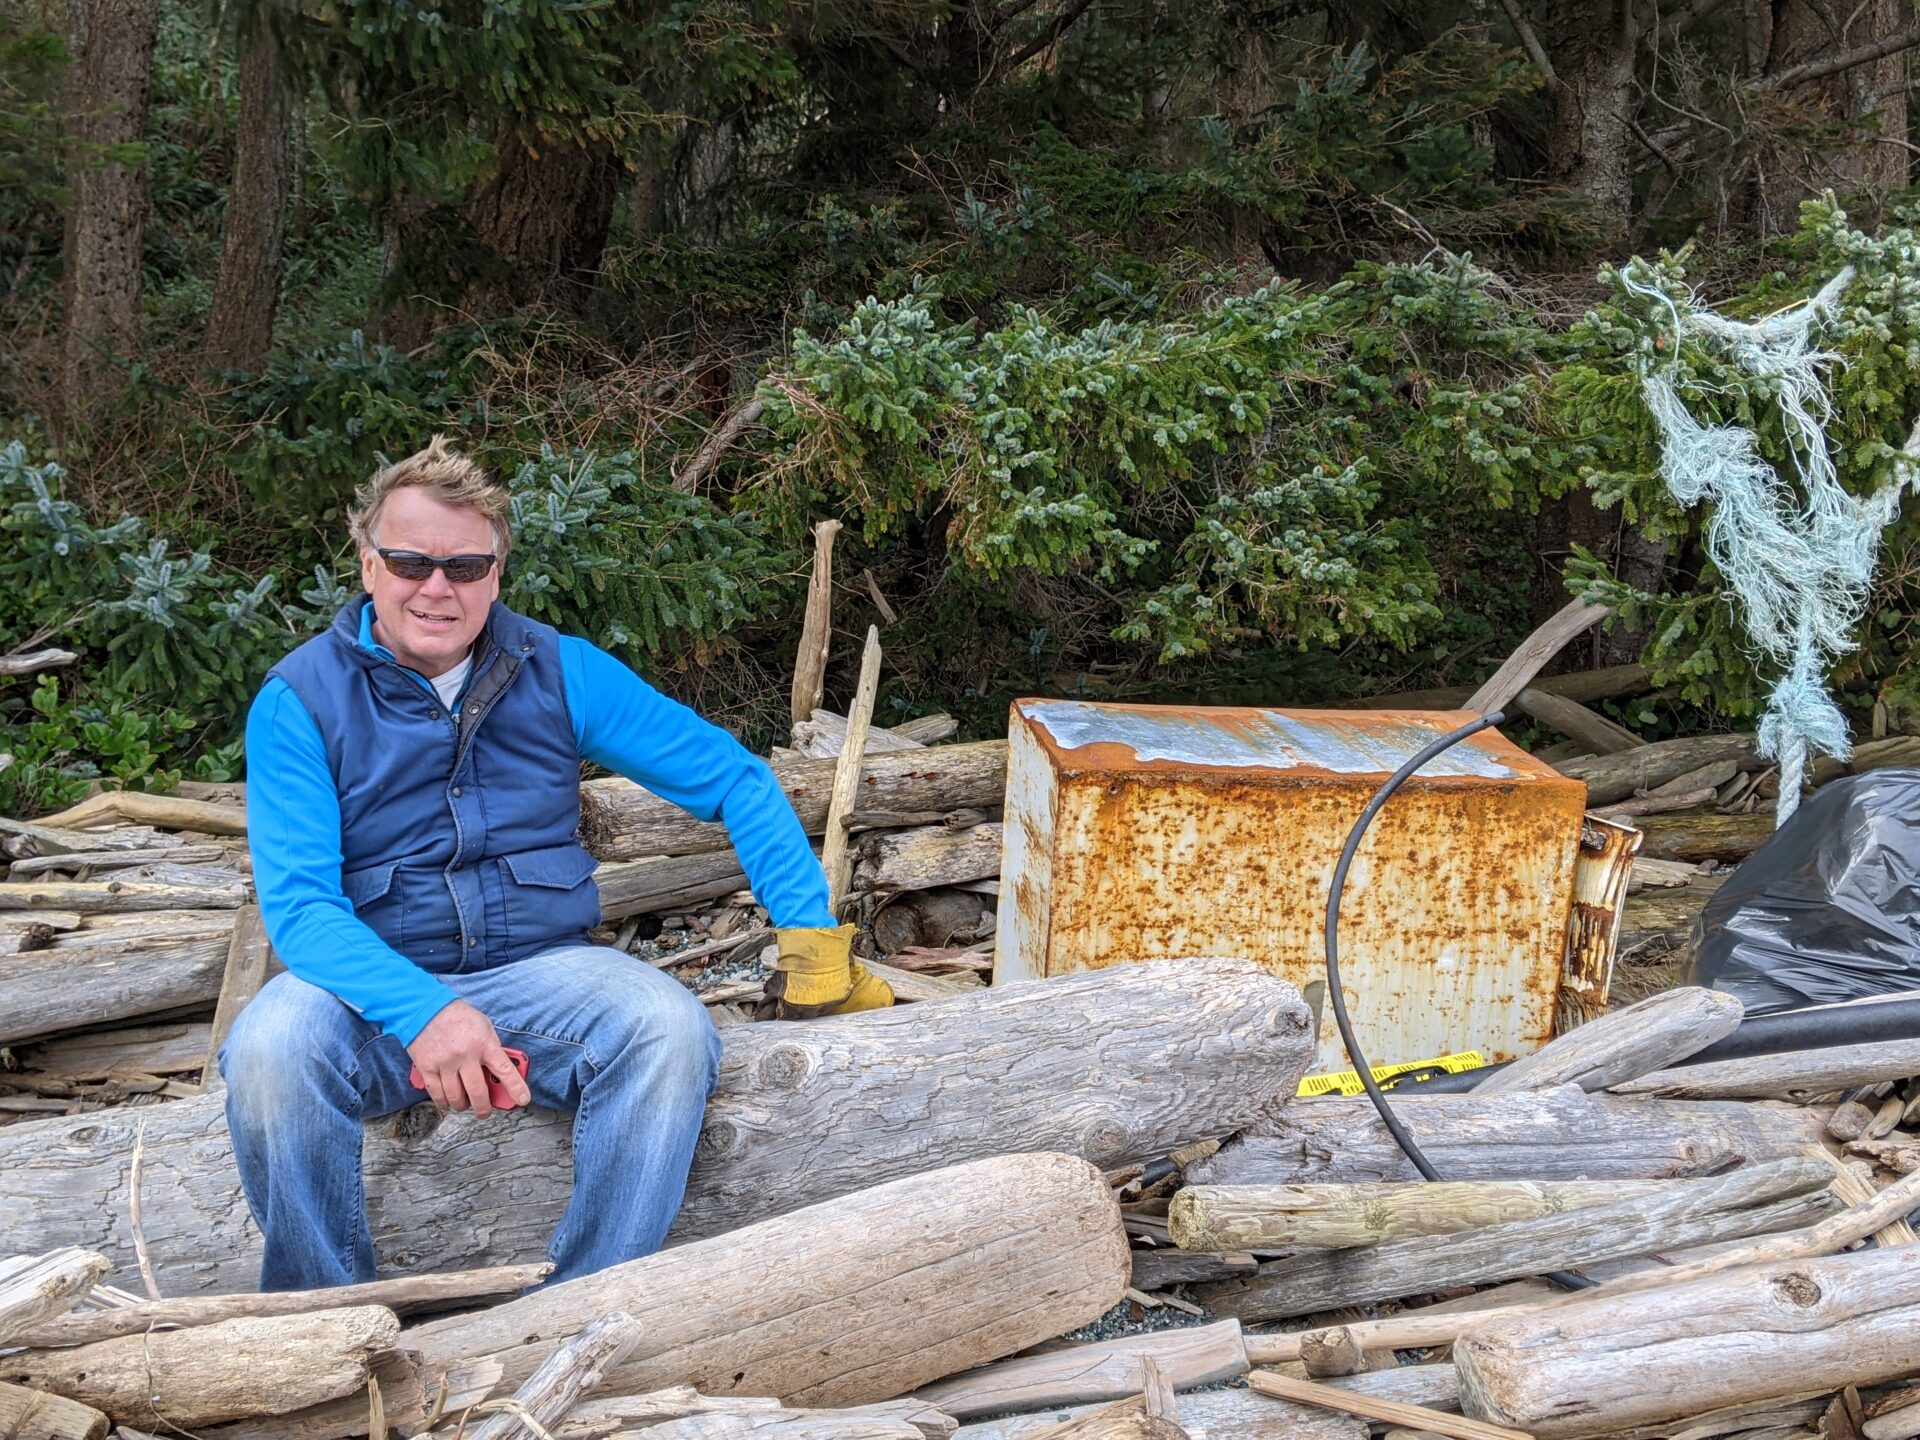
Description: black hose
1324,709,1596,1292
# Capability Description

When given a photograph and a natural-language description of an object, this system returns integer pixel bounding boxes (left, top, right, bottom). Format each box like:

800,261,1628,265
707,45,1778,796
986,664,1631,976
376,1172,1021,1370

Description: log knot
695,1117,745,1161
754,1042,819,1091
1771,1272,1823,1308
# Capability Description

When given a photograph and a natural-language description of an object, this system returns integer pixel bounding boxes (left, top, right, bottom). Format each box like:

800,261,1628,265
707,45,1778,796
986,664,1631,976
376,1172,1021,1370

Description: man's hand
406,999,532,1117
766,923,894,1019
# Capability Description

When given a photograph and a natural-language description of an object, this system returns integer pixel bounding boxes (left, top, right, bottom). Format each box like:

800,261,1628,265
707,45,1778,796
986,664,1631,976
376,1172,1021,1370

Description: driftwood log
578,742,1008,862
0,1249,109,1346
634,1414,927,1440
952,1387,1366,1440
1246,1371,1523,1440
1455,1248,1920,1440
395,1152,1129,1423
1612,1038,1920,1101
854,824,1004,894
1193,1155,1837,1322
0,1306,399,1429
470,1310,646,1440
913,1322,1248,1419
1471,987,1743,1096
0,877,249,913
0,1381,108,1440
13,1020,212,1081
0,958,1309,1294
1558,735,1760,806
1184,1084,1828,1187
0,912,235,1044
1631,809,1776,864
553,1390,955,1440
1168,1178,1667,1252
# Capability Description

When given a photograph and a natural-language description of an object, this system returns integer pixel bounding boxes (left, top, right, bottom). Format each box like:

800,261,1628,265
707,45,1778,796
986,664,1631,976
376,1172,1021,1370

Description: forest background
5,0,1920,813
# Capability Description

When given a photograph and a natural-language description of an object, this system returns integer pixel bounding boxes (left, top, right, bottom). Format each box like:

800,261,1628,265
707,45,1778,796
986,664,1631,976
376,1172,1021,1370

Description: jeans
219,943,722,1291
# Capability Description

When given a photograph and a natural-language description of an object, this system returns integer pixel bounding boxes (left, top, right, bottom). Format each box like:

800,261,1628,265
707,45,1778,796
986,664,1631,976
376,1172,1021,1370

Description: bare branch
673,396,767,494
1665,0,1733,37
0,648,77,678
1496,0,1561,92
1002,0,1097,73
1630,117,1682,173
1757,25,1920,91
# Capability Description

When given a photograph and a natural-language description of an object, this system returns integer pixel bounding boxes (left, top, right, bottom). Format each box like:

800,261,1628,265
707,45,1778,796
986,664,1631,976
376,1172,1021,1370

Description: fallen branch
674,395,767,494
33,792,249,837
0,647,78,677
1466,599,1610,715
0,1249,109,1345
1248,1369,1526,1440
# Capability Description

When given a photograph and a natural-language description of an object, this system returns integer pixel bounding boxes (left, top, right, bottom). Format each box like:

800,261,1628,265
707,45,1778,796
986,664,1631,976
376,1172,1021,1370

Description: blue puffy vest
268,596,600,974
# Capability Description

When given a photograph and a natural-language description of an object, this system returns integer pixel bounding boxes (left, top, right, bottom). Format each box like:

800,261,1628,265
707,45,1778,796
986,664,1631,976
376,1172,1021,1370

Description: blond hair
348,436,513,558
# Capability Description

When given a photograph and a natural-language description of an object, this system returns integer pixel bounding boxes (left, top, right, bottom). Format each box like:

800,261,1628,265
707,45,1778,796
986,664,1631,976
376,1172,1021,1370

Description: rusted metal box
994,699,1591,1071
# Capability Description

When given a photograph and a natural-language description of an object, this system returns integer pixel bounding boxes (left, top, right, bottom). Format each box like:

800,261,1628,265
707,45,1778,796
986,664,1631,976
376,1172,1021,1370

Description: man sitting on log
225,436,892,1291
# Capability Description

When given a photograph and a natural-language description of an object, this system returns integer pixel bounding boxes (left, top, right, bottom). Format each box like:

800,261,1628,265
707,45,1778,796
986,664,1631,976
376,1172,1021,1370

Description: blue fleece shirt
246,616,833,1045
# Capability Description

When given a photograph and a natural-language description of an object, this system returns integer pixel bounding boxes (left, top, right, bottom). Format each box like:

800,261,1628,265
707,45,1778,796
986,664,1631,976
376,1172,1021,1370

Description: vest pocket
340,859,404,945
499,842,601,953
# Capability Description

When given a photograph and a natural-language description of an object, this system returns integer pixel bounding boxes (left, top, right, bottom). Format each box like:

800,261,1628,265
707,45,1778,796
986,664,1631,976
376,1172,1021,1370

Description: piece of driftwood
912,1321,1248,1420
0,1249,110,1346
0,877,249,913
857,956,984,1002
0,818,171,859
471,1310,646,1440
1631,808,1776,864
594,853,752,923
952,1387,1366,1440
1247,1370,1526,1440
789,520,842,728
1186,1085,1828,1187
633,1413,932,1440
854,822,1004,894
1130,1249,1258,1289
822,625,883,915
1455,1249,1920,1440
0,929,230,1044
12,1020,212,1081
200,904,279,1088
0,646,78,677
33,792,248,837
15,1261,550,1348
1194,1155,1837,1322
1515,687,1643,754
1590,787,1718,821
1559,734,1761,806
8,844,228,876
0,1380,108,1440
1617,874,1725,954
578,742,1008,862
1465,600,1612,715
791,709,934,759
1823,1155,1918,1248
395,1152,1129,1425
1019,1392,1182,1440
1472,986,1744,1096
1615,1038,1920,1101
0,959,1303,1294
1168,1177,1668,1251
0,1305,399,1428
553,1389,957,1440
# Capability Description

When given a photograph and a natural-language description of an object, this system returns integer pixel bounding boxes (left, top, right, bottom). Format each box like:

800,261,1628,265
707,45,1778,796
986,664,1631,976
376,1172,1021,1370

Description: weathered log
1617,874,1723,954
1589,787,1717,821
0,1249,109,1345
1632,808,1776,863
16,1262,550,1348
32,792,248,837
0,1381,108,1440
855,823,1004,894
1472,986,1743,1096
0,1306,399,1428
1557,734,1761,805
0,958,1308,1294
1168,1178,1669,1252
821,626,883,914
1455,1248,1920,1440
1193,1155,1837,1322
1514,688,1643,755
578,742,1008,862
953,1387,1366,1440
0,930,229,1044
395,1152,1129,1425
1614,1038,1920,1101
8,844,228,876
1186,1084,1829,1187
471,1310,646,1440
1247,1371,1522,1440
1465,600,1611,715
13,1020,212,1081
200,904,280,1087
0,878,249,912
858,956,984,1002
913,1321,1248,1420
792,708,933,759
789,519,841,729
0,818,171,859
594,854,749,922
552,1389,956,1440
634,1412,931,1440
1129,1249,1258,1289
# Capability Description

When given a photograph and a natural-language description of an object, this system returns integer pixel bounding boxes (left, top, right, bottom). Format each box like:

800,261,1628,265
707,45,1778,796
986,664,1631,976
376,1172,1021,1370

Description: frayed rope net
1624,264,1920,823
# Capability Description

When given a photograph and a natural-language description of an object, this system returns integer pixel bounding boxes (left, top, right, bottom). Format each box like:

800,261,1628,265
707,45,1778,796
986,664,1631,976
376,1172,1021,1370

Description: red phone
409,1047,529,1110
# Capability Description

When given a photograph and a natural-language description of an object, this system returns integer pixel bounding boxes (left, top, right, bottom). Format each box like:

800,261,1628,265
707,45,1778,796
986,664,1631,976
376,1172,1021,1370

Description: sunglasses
376,548,499,584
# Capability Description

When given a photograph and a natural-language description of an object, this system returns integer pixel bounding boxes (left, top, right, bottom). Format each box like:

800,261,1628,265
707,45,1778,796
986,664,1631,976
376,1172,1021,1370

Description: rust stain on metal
998,699,1589,1069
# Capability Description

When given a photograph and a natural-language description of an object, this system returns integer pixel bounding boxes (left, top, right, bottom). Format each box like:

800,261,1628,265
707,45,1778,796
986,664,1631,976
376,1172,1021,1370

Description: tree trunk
460,131,621,315
201,0,292,372
58,0,162,419
1542,0,1638,251
0,958,1311,1295
395,1152,1129,1424
1184,1084,1830,1187
1456,1248,1920,1439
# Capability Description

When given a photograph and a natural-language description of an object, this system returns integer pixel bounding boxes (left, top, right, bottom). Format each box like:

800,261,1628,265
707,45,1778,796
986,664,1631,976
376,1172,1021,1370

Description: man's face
360,487,501,680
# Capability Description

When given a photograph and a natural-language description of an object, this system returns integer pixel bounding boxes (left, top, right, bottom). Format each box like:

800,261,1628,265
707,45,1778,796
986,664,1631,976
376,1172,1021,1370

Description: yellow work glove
767,923,894,1019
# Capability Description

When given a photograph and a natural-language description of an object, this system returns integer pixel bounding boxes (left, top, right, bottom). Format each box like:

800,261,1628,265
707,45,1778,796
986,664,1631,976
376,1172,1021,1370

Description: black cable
1324,709,1595,1293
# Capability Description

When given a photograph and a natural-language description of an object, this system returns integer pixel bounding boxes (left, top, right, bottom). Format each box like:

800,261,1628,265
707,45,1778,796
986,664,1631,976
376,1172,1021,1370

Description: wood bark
1613,1038,1920,1101
1194,1156,1837,1322
0,928,228,1044
1558,734,1760,805
0,958,1309,1293
953,1387,1365,1440
1168,1178,1669,1252
1185,1084,1829,1187
58,0,161,418
0,1306,398,1428
595,854,749,922
0,1249,109,1346
459,132,620,314
855,823,1003,893
1630,808,1776,864
1472,986,1744,1096
872,888,996,951
578,742,1008,862
12,1019,211,1081
471,1310,646,1440
200,0,291,371
913,1322,1248,1420
396,1152,1129,1424
16,1261,548,1348
1455,1248,1920,1440
0,1381,108,1440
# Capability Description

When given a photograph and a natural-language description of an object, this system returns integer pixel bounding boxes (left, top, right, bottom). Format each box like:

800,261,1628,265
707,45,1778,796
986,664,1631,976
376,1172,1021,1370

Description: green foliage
0,676,196,816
